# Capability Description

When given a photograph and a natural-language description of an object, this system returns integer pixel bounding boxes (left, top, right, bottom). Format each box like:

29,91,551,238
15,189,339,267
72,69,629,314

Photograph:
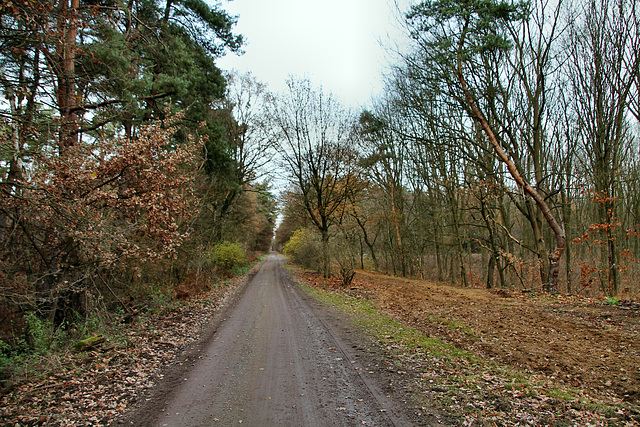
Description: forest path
129,254,415,426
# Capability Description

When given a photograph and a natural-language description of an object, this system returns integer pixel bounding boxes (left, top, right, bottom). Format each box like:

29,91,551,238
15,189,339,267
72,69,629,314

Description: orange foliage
0,115,201,304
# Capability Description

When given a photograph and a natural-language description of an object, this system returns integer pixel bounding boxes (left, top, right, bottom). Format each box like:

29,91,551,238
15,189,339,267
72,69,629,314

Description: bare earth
299,268,640,425
4,254,639,425
354,270,640,403
121,255,420,426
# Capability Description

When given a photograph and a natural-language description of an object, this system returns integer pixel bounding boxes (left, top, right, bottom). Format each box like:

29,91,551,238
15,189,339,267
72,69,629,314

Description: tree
0,115,200,322
200,71,276,241
500,0,568,286
271,78,357,278
0,0,242,148
275,188,313,252
343,182,384,271
356,110,409,276
0,0,244,325
406,0,566,292
566,0,640,295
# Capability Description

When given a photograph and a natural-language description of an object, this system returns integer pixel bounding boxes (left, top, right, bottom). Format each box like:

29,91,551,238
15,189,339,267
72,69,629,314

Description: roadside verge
288,263,639,426
0,261,263,427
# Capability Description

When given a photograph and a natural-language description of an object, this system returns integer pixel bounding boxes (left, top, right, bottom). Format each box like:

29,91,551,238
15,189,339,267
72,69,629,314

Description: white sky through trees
218,0,409,109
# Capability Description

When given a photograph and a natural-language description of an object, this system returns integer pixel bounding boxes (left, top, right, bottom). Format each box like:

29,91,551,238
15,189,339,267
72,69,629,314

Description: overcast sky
217,0,410,110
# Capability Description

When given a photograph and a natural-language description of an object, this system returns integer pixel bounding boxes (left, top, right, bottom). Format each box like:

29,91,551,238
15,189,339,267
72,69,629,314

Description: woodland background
2,0,640,371
275,0,640,301
0,0,276,361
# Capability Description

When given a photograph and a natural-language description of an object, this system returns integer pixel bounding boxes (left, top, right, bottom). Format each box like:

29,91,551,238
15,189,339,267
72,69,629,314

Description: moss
72,334,107,352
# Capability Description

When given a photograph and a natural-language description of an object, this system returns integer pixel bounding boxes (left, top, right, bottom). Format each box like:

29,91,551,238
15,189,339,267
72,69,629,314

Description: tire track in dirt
123,254,416,426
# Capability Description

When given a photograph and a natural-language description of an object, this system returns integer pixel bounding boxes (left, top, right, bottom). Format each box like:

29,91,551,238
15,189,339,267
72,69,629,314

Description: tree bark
456,64,565,293
561,187,572,294
389,182,406,277
56,0,80,148
321,228,330,278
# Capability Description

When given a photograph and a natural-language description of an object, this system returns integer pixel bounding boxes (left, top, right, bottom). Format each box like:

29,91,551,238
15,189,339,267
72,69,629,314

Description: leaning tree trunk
457,66,565,293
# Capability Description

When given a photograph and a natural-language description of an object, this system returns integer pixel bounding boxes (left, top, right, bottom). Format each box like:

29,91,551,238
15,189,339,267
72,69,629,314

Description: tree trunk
606,198,619,296
479,191,502,289
389,182,406,277
562,187,572,294
525,198,550,285
321,228,330,278
434,219,444,281
457,66,565,293
446,185,468,287
56,0,80,149
353,215,378,271
485,253,494,289
387,231,397,276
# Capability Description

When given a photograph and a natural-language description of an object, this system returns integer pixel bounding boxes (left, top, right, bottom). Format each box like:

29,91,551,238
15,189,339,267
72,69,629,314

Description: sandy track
125,255,412,426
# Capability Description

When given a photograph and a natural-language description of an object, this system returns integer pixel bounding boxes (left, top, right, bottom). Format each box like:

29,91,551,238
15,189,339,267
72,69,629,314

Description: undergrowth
1,255,267,390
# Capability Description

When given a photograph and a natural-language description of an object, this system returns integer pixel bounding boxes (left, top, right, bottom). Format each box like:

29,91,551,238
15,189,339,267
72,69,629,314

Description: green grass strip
297,281,618,414
299,283,475,363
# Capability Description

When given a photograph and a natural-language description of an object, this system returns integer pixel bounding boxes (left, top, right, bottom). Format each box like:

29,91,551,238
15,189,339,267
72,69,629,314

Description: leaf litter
295,268,640,426
0,275,248,427
3,263,639,426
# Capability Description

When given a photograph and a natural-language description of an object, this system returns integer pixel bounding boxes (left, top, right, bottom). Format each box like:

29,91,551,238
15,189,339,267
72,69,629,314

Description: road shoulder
289,268,454,426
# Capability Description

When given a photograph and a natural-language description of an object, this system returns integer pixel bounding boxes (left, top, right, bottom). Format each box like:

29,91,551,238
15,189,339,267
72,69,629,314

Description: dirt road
125,255,415,426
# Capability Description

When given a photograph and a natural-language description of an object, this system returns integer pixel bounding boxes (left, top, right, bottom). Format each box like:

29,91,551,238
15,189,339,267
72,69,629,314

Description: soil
3,255,639,426
119,255,424,426
297,268,640,425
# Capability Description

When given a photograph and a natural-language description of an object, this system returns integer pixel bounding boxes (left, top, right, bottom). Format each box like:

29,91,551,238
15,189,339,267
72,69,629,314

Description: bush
211,241,245,273
338,266,356,287
283,228,321,270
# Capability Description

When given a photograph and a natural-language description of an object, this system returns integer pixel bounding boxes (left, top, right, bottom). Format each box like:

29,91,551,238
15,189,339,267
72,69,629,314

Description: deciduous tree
406,0,566,292
271,78,357,277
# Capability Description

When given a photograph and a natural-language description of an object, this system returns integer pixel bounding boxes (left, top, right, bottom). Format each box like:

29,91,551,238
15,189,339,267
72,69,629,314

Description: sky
217,0,411,110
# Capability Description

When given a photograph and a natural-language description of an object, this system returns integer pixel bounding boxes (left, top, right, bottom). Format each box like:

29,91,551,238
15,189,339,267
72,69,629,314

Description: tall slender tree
566,0,640,295
406,0,566,292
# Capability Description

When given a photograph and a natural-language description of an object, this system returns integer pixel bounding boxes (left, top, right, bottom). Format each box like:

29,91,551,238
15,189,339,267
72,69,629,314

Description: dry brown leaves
0,279,242,427
297,268,640,425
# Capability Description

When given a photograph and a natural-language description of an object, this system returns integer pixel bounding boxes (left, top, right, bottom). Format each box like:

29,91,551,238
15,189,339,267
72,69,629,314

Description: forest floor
296,268,640,426
0,267,258,426
2,259,639,426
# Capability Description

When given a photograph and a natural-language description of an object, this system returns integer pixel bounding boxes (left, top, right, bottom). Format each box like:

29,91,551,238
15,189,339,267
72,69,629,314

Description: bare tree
201,71,276,241
224,70,276,184
356,110,409,277
404,0,566,292
566,0,640,295
270,78,356,277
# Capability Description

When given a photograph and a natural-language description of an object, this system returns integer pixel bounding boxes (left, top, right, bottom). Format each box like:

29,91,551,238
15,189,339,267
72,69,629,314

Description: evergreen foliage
0,0,276,352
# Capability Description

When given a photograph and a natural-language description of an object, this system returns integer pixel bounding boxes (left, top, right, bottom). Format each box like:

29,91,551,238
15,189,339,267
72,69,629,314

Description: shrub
338,265,356,287
283,228,321,270
211,241,245,273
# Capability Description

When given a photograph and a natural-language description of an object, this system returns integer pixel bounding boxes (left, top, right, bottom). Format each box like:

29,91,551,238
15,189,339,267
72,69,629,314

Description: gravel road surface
128,254,414,426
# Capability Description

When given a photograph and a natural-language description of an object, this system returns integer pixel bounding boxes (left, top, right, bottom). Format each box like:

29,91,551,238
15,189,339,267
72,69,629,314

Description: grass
294,277,624,424
232,263,252,276
299,282,477,364
424,313,478,338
